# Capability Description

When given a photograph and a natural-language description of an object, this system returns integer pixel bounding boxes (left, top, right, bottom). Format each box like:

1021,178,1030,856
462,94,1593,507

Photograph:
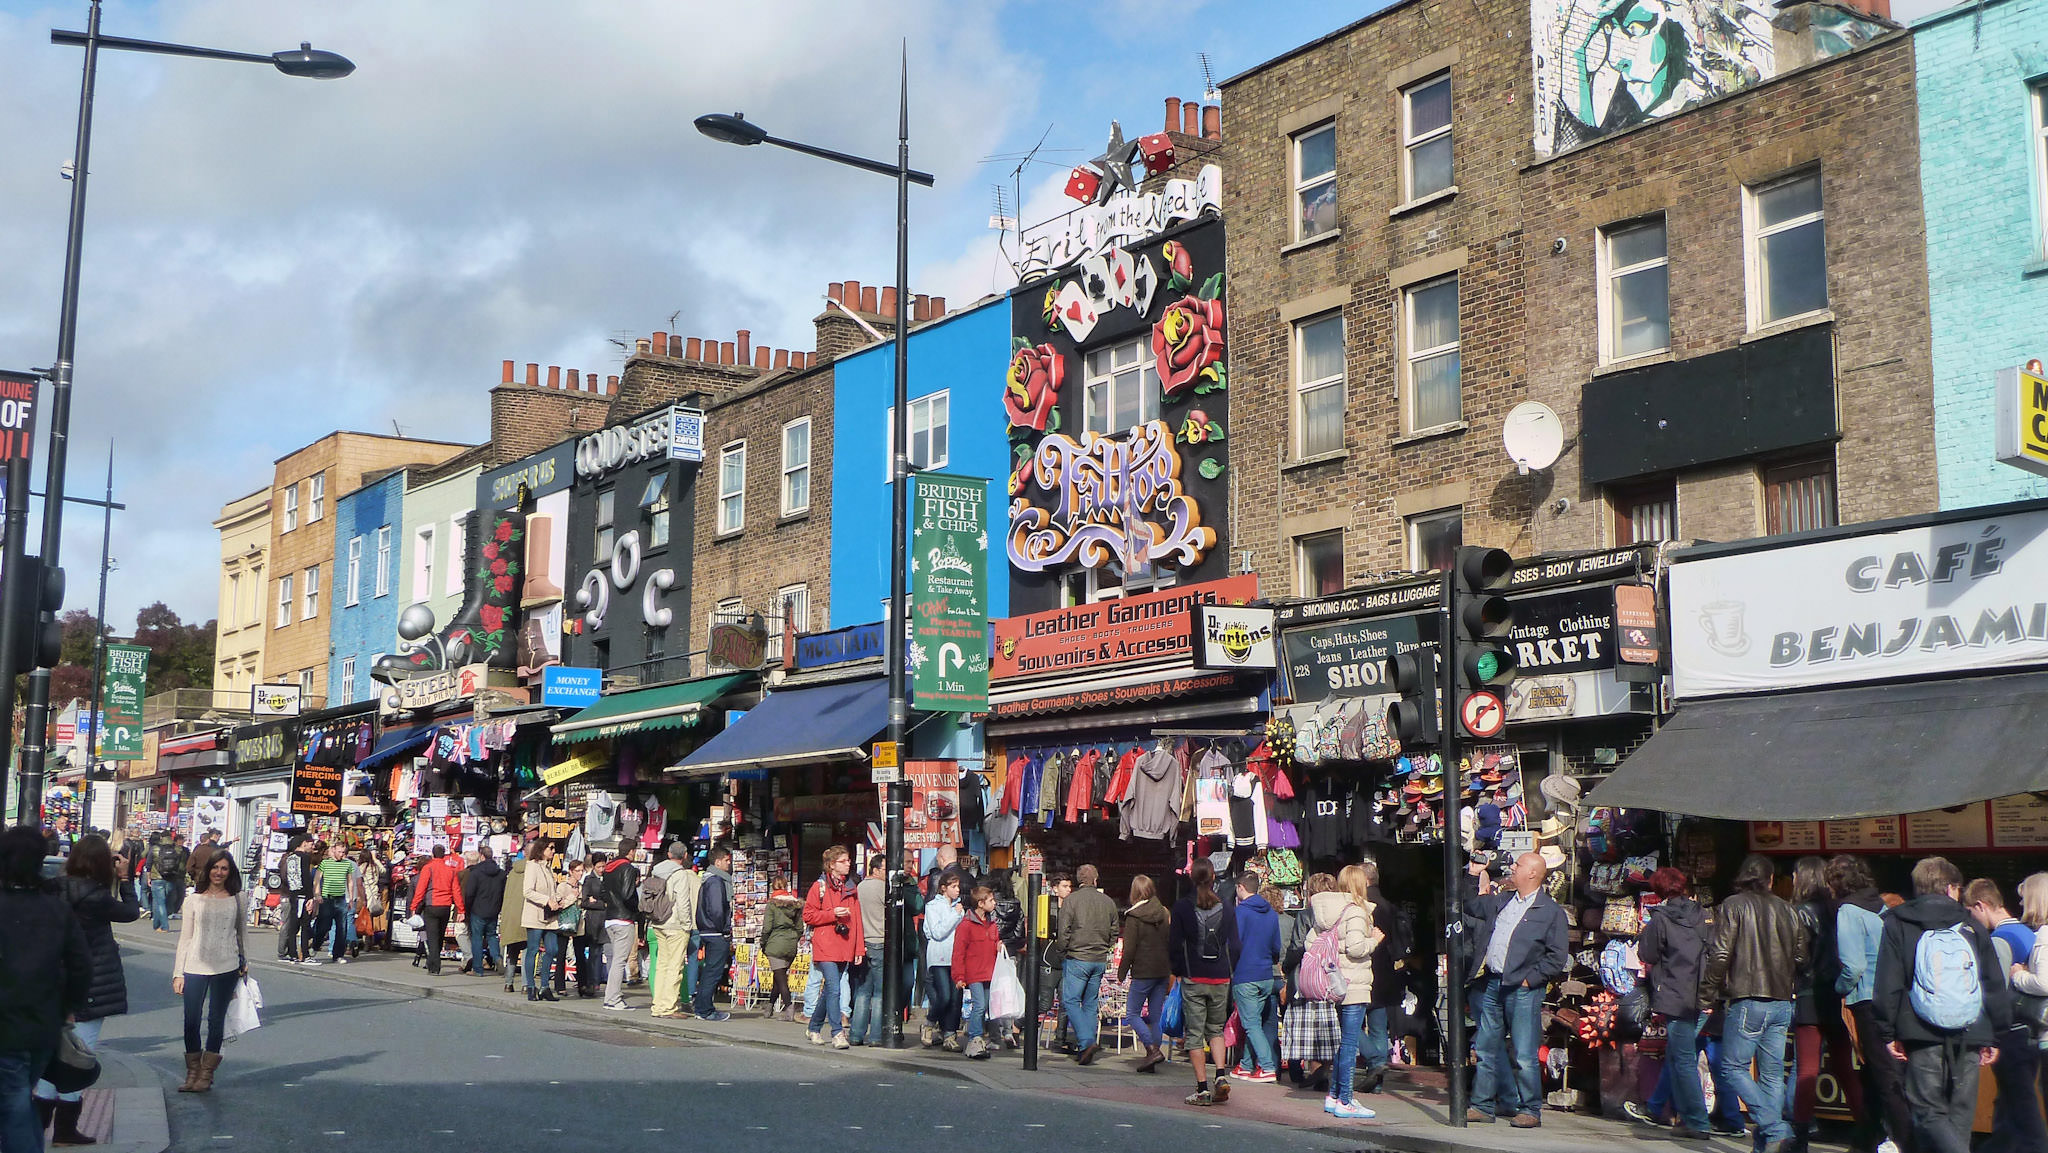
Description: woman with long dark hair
31,834,140,1141
1788,855,1858,1150
172,849,246,1093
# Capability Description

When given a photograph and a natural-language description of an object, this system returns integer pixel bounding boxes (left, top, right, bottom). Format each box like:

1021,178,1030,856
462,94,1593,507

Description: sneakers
1623,1101,1665,1126
809,1029,828,1046
1231,1063,1256,1079
1210,1077,1230,1105
335,957,349,965
941,1033,964,1053
965,1036,989,1060
701,1010,732,1022
603,1000,629,1012
1241,1067,1276,1084
1184,1087,1214,1106
302,957,325,965
832,1032,850,1050
1328,1099,1375,1120
921,1025,939,1047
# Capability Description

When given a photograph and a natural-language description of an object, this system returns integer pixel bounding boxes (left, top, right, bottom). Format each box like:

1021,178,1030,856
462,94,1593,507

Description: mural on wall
1531,0,1775,155
1005,209,1229,612
1014,119,1221,279
372,507,528,681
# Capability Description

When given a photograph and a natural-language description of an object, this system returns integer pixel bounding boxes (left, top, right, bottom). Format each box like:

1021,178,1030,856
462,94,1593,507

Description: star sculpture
975,529,988,552
1089,121,1139,206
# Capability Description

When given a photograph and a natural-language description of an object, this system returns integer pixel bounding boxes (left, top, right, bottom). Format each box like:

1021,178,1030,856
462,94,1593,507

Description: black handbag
43,1024,101,1094
1613,984,1651,1042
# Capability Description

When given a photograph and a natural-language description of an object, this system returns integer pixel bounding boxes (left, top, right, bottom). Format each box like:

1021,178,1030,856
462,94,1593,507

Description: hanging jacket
1119,746,1182,842
56,874,141,1021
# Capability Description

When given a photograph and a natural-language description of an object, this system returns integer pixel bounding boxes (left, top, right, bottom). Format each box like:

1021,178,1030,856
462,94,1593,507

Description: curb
97,1050,171,1153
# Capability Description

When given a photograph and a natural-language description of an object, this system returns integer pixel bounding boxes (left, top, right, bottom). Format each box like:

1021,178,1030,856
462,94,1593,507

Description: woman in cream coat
520,842,563,1000
1305,864,1382,1120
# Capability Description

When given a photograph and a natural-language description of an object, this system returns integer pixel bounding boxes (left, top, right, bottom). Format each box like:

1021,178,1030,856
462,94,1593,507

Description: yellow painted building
212,488,271,704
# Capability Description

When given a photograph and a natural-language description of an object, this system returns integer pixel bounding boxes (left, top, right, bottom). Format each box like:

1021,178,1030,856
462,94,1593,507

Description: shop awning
1585,669,2048,821
160,749,232,774
551,674,747,744
669,676,888,779
359,726,436,769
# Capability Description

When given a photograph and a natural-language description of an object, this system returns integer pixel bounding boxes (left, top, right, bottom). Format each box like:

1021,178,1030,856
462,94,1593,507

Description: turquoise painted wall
1916,0,2048,508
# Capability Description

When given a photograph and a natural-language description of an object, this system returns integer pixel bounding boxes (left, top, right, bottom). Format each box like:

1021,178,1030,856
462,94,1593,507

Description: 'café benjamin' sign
990,574,1256,682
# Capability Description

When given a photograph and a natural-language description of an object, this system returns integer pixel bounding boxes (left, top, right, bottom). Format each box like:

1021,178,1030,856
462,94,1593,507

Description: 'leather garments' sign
990,574,1256,681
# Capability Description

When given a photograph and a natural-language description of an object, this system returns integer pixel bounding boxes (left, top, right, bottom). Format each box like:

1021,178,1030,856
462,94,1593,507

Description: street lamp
1,0,352,828
696,56,932,1049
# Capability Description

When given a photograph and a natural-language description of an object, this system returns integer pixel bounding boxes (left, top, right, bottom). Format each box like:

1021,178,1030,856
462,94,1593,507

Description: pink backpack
1297,909,1351,1004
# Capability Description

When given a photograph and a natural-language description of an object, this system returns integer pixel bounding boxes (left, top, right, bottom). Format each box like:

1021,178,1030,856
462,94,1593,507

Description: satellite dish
1502,402,1564,475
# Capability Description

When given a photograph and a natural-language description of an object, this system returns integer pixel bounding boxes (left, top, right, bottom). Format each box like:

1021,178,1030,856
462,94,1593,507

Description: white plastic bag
989,952,1025,1021
224,975,263,1042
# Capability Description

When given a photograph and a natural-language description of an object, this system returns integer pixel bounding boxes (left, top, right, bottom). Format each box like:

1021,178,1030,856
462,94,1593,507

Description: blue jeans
468,915,500,969
148,878,171,930
683,930,700,1003
848,957,884,1044
1127,977,1170,1048
965,981,990,1040
1652,1034,1744,1128
1061,959,1107,1049
32,1018,102,1103
0,1047,53,1153
182,969,240,1053
925,965,959,1032
1333,1002,1369,1104
1360,1005,1390,1075
808,959,848,1034
1472,976,1545,1121
693,934,730,1016
1662,1014,1712,1132
1231,978,1281,1073
1719,998,1793,1145
537,930,565,993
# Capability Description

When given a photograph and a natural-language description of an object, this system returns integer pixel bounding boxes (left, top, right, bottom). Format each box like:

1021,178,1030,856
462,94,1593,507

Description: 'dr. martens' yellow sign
1996,359,2048,479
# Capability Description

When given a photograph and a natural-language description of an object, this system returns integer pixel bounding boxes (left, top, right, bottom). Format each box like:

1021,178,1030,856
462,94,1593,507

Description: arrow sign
1460,690,1506,739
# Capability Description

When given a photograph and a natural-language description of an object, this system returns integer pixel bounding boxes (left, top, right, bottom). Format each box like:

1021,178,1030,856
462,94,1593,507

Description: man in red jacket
410,845,467,975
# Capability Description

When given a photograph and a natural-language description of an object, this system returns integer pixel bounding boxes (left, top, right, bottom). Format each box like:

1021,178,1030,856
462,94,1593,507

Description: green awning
550,674,748,744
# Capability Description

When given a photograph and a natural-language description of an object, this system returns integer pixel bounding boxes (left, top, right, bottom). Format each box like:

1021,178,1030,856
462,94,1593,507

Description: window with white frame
249,566,262,624
227,573,241,627
339,656,356,697
345,537,361,606
1747,170,1827,328
2033,81,2048,254
767,583,810,661
308,473,325,522
303,565,319,619
447,511,470,597
718,443,746,534
886,392,951,478
640,473,671,549
374,526,391,597
1601,216,1670,361
413,526,435,603
595,488,615,560
277,574,293,629
1295,313,1345,458
1406,507,1463,572
1083,341,1159,436
282,486,298,532
299,668,315,697
1296,530,1345,597
1293,123,1337,241
1403,76,1453,201
1058,558,1175,605
782,418,811,515
1404,275,1461,430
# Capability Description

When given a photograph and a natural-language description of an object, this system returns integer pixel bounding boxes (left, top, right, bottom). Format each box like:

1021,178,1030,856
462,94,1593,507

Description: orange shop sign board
989,574,1258,682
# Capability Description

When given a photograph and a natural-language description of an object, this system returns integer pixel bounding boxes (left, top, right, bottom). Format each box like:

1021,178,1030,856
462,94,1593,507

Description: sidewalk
117,922,1823,1152
44,1048,171,1153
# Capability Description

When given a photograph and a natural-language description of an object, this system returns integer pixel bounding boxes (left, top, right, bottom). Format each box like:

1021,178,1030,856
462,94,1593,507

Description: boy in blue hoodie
1230,867,1283,1081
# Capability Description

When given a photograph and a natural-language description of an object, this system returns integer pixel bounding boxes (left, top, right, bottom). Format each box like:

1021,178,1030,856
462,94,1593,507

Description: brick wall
1222,5,1538,592
489,362,613,469
1522,32,1936,549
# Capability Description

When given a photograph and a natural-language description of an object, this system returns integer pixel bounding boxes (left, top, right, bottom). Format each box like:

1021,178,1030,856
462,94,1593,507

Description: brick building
1525,23,1932,550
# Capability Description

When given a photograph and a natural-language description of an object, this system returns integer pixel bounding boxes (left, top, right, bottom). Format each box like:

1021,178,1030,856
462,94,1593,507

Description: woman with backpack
1119,874,1173,1073
32,835,140,1141
1282,873,1343,1090
1304,864,1382,1120
1169,858,1241,1106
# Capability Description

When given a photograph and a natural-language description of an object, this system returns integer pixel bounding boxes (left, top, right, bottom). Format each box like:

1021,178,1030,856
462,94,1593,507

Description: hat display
1540,773,1583,810
1540,844,1568,871
1420,754,1444,778
1418,777,1444,797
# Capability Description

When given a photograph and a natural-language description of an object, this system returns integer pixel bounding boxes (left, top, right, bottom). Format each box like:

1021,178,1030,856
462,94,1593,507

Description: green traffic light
1474,651,1500,682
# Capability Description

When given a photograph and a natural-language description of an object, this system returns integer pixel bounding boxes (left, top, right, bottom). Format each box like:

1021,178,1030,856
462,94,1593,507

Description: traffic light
6,555,65,671
1384,649,1440,747
1452,546,1519,715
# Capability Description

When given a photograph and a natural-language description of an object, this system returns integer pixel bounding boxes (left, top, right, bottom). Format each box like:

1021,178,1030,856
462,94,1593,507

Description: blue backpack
1909,922,1985,1031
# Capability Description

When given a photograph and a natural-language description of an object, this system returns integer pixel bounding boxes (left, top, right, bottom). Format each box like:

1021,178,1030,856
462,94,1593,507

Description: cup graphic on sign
1698,600,1750,657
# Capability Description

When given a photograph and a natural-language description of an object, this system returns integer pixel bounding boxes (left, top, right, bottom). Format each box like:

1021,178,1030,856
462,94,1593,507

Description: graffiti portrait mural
1532,0,1775,155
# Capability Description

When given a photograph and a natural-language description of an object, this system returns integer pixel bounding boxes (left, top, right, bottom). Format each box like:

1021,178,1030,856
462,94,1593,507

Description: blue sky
0,0,1387,630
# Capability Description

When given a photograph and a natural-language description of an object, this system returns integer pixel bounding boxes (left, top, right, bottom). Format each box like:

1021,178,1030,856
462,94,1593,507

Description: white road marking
322,1131,346,1136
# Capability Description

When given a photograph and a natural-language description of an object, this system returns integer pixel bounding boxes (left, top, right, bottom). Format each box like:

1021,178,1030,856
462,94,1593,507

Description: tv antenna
1199,53,1220,103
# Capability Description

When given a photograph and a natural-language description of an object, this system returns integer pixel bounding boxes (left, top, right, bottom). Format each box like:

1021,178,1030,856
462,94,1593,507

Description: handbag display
1600,898,1643,937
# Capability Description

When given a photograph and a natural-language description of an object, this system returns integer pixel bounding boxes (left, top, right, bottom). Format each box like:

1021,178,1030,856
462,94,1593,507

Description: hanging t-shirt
1303,777,1348,861
1193,777,1232,840
584,790,618,842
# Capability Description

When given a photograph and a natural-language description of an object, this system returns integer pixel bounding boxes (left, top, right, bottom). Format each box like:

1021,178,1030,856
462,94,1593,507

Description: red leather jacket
411,856,466,915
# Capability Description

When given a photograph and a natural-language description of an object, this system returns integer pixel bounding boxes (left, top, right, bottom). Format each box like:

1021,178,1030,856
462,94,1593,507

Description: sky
0,0,1953,631
0,0,1382,631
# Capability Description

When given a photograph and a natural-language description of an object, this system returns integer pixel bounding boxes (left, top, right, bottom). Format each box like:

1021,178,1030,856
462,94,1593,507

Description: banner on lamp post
910,473,990,711
99,643,149,761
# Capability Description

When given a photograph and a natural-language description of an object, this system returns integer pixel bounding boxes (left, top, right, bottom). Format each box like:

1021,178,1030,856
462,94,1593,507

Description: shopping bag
990,953,1026,1021
1160,985,1184,1037
224,975,264,1042
1221,1008,1243,1048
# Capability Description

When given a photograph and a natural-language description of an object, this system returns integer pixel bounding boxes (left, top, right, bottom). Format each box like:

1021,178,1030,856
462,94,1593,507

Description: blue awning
360,725,435,768
669,677,889,779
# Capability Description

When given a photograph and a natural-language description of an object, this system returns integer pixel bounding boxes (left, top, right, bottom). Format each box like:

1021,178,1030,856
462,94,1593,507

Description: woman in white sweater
1306,864,1382,1121
172,849,247,1093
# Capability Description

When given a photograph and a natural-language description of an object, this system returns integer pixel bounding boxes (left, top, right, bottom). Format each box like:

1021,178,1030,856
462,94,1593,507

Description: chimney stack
567,369,580,389
1165,97,1182,135
1203,103,1220,140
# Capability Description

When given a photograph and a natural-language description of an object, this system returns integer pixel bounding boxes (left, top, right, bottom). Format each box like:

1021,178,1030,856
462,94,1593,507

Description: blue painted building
828,295,1012,626
327,468,407,705
1916,0,2048,508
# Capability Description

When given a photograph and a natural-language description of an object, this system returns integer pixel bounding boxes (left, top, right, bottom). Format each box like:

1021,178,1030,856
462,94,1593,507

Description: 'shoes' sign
911,475,990,711
1671,506,2048,698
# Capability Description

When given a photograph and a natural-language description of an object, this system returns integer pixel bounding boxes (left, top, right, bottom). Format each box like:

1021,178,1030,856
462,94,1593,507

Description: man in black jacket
597,853,640,1010
0,825,91,1153
1700,855,1807,1153
692,844,734,1021
1874,856,2011,1153
461,847,508,976
277,834,311,962
1463,851,1569,1128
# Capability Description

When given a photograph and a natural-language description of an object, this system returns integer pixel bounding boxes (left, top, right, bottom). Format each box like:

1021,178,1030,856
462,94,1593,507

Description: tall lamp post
696,55,934,1049
1,0,351,826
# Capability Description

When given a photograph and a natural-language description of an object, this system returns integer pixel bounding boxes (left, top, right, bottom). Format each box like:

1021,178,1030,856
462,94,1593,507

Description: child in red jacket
952,885,1003,1060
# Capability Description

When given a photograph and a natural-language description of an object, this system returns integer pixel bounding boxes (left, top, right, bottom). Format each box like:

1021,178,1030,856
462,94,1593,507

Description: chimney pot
736,329,752,364
915,293,931,321
829,281,845,303
652,330,668,354
1183,101,1200,136
547,365,561,389
686,337,702,360
567,369,581,389
526,363,540,387
606,375,619,394
1203,104,1220,140
668,335,682,357
720,341,736,365
701,335,718,360
1165,97,1182,135
774,349,790,370
501,359,515,384
754,346,770,369
860,285,878,314
931,296,946,316
843,279,862,310
880,286,898,317
636,339,651,354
